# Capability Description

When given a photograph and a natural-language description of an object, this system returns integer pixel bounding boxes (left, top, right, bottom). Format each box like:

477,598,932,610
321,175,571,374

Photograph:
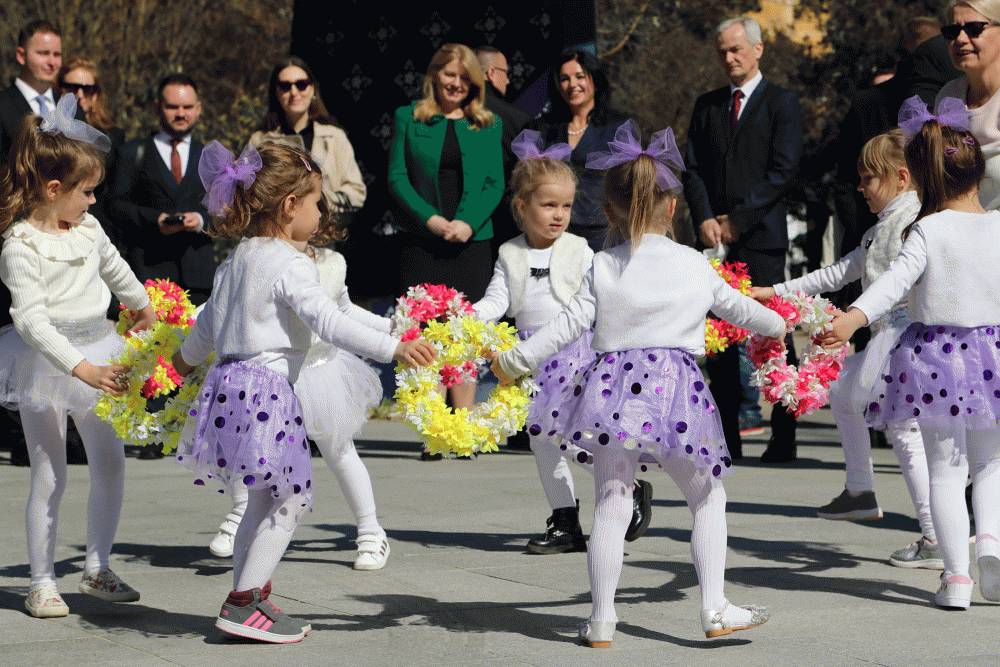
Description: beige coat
249,122,366,212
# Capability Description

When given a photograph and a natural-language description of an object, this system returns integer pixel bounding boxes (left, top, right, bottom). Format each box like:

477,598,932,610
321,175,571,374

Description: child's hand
129,305,157,334
750,286,775,303
171,350,195,377
820,308,867,349
73,360,131,395
394,339,436,367
484,350,516,386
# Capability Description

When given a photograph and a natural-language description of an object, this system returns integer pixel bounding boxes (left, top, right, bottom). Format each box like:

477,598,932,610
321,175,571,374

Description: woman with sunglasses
249,56,366,214
937,0,1000,209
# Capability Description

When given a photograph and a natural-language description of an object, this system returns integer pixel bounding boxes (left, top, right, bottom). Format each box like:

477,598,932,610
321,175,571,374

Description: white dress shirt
153,131,191,176
14,78,55,116
729,70,763,121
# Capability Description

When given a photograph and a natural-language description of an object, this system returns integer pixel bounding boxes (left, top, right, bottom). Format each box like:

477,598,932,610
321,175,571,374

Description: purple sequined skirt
865,323,1000,431
177,360,313,508
523,329,596,443
549,347,733,477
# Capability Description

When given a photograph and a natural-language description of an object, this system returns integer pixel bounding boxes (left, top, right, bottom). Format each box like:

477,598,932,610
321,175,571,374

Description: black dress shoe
625,479,652,542
420,450,443,461
527,502,587,554
506,429,531,450
760,442,797,464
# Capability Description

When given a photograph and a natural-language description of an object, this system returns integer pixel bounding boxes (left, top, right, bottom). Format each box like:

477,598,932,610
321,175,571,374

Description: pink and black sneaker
215,582,310,643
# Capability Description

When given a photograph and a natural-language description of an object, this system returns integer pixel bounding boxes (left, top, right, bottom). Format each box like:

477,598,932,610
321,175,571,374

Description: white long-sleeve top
0,213,150,374
498,234,787,377
937,79,1000,211
776,191,919,321
180,237,398,381
852,209,1000,326
473,232,593,331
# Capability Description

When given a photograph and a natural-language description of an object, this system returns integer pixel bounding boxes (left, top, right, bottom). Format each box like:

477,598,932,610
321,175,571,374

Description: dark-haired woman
249,57,365,214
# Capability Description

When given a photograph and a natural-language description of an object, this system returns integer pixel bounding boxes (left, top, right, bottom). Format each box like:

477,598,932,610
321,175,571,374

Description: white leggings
919,424,1000,578
23,406,125,587
530,435,592,511
589,446,727,621
231,489,301,591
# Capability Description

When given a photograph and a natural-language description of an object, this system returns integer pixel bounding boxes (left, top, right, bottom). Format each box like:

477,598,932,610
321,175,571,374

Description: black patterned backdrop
290,1,596,298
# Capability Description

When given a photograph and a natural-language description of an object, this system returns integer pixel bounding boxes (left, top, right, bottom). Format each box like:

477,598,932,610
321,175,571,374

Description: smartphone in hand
163,213,185,226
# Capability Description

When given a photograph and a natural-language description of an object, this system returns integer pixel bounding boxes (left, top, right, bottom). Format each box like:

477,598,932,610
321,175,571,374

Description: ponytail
604,154,674,250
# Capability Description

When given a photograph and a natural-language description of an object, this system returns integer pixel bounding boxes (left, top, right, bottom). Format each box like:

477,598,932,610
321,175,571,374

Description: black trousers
705,245,798,457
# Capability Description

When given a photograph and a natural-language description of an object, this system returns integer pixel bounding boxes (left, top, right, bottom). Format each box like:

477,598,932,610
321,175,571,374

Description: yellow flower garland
394,316,535,456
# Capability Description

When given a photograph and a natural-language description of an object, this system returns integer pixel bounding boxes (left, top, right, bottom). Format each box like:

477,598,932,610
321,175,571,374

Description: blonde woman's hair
59,58,114,131
0,115,104,234
209,142,329,240
509,158,577,229
603,155,676,250
414,43,495,129
858,129,907,179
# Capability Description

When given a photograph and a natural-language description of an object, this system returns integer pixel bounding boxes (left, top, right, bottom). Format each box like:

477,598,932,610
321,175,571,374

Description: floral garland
705,260,753,355
747,292,847,418
94,279,211,453
394,316,536,457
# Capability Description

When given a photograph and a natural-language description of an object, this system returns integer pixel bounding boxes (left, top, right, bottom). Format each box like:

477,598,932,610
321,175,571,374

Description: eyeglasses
276,78,312,93
61,82,99,95
941,21,998,40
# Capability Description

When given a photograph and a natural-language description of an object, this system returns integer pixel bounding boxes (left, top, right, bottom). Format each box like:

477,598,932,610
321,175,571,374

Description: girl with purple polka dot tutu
826,96,1000,611
473,129,653,556
492,120,786,646
171,142,433,644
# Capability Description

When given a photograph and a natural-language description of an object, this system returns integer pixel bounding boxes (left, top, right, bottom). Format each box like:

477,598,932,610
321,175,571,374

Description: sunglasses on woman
61,82,99,95
941,21,998,40
276,78,312,93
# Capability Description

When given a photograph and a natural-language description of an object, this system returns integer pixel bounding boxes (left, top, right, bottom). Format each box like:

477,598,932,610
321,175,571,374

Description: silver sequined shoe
701,601,769,638
889,536,944,569
578,619,616,648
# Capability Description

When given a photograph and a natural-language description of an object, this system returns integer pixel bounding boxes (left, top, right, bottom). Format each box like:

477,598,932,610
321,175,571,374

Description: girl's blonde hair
858,129,907,179
603,155,676,250
413,43,494,129
509,158,577,229
0,115,105,233
209,142,334,240
58,58,114,131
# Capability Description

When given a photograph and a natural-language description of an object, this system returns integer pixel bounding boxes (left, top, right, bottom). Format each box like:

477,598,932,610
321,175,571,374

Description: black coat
484,84,531,246
0,85,32,161
107,134,216,291
683,79,803,252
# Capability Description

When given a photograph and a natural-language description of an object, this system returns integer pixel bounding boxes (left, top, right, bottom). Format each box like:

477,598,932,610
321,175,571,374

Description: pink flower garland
391,283,478,387
748,293,847,418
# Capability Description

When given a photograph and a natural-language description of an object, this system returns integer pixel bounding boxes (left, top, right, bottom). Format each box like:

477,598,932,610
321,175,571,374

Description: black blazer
0,85,32,161
683,79,802,251
107,134,216,291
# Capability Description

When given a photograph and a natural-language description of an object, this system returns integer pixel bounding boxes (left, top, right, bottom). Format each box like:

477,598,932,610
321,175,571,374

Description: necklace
567,124,588,136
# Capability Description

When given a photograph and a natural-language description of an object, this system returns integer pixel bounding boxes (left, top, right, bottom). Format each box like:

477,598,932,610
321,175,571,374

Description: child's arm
472,259,510,323
336,287,391,333
176,299,216,373
710,269,787,340
774,246,864,297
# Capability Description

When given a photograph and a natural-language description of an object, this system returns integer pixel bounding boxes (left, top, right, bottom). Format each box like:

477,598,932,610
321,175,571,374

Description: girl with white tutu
492,120,786,646
0,95,155,618
753,130,938,569
826,97,1000,610
473,129,652,555
172,142,433,643
209,233,395,572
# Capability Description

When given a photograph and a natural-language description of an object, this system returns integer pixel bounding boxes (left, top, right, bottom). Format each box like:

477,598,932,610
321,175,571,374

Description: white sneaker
353,533,390,571
934,573,973,609
977,534,1000,602
25,583,69,618
209,511,243,558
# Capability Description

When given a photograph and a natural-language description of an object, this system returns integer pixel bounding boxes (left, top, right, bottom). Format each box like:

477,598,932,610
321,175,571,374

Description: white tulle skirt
295,343,382,454
0,317,123,413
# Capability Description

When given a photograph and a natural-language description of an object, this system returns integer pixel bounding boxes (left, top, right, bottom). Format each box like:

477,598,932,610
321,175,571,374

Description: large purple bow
897,95,971,139
198,141,263,216
585,119,685,192
510,129,572,162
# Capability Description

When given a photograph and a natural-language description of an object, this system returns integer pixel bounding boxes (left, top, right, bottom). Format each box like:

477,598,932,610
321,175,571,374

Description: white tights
530,435,592,511
919,424,1000,578
231,489,301,591
589,446,728,622
23,406,125,587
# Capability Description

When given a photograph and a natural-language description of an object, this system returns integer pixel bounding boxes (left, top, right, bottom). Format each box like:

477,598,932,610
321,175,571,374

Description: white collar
877,190,919,222
14,78,54,106
729,70,763,100
154,131,192,145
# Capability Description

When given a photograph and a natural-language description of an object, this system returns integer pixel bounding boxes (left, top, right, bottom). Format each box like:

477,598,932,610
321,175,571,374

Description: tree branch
603,1,651,58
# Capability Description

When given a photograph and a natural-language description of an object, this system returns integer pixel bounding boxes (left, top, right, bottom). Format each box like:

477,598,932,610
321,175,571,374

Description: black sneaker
816,489,882,521
625,479,652,542
527,504,587,554
215,586,308,644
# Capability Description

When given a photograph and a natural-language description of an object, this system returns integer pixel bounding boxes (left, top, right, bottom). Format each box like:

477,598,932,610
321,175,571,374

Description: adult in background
683,16,803,463
249,56,366,216
388,43,503,458
936,0,1000,210
534,49,625,251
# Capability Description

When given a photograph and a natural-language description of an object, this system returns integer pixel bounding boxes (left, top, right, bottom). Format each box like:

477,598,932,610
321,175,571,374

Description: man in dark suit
109,74,216,306
0,20,63,163
683,16,803,463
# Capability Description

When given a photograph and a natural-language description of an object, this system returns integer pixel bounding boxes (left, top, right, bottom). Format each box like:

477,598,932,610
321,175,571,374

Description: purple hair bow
585,119,685,192
198,140,263,216
897,95,971,139
510,129,572,162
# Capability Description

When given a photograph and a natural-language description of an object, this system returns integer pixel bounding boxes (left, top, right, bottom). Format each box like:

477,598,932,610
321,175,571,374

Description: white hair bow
39,93,111,152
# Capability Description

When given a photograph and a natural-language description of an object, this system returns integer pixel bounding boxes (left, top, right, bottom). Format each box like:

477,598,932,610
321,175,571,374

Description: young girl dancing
209,228,395,571
492,121,786,645
826,97,1000,609
173,141,433,643
474,130,651,554
753,130,938,569
0,95,155,618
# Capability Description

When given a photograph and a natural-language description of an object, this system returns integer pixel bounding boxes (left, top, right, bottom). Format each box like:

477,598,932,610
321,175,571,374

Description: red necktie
729,89,744,130
170,139,183,184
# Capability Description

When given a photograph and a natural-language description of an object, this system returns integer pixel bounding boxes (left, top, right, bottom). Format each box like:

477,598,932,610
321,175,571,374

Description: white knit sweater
181,237,398,380
499,234,786,378
0,213,149,374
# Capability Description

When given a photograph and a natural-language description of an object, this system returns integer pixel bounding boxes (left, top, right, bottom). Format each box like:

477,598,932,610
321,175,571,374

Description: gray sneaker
215,587,308,643
816,489,883,521
889,537,944,569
